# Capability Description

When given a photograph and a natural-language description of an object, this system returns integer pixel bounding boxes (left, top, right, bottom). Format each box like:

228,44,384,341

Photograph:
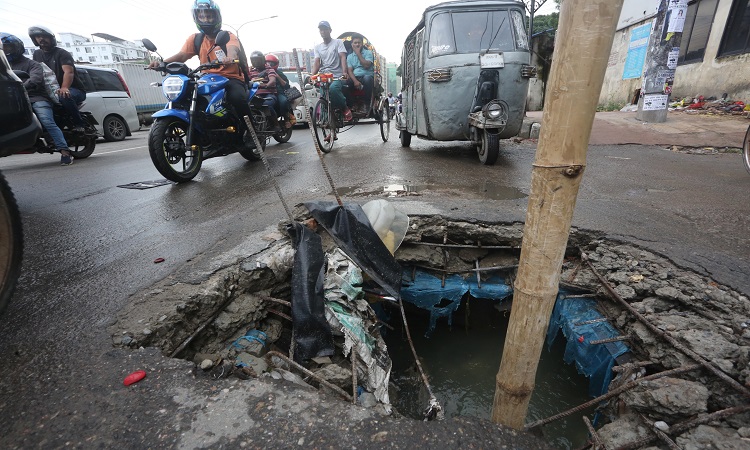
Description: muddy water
383,299,593,449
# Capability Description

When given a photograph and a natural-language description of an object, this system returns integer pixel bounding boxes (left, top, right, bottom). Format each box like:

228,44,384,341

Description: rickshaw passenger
345,34,374,113
312,20,351,122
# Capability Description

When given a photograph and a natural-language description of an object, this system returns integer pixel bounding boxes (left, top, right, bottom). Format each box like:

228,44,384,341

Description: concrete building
24,32,150,65
386,62,400,95
600,0,749,105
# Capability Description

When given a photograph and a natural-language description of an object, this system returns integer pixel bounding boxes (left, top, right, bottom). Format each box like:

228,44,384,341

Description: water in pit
382,298,593,449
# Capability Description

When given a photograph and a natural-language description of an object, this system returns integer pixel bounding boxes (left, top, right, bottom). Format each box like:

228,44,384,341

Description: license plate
480,53,504,68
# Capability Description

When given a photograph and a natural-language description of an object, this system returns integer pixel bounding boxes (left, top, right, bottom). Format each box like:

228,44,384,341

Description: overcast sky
1,0,558,64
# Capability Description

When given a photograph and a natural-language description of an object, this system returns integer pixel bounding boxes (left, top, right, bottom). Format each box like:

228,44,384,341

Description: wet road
0,121,748,447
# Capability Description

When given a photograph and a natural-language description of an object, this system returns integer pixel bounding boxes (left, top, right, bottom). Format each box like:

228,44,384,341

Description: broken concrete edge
518,117,541,139
108,211,750,449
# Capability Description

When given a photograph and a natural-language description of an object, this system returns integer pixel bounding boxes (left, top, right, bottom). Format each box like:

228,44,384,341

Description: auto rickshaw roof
403,0,526,47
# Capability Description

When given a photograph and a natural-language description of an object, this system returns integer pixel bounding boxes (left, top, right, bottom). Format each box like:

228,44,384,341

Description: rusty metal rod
639,414,681,450
589,335,630,345
525,364,702,430
407,241,516,250
583,416,607,450
411,263,518,274
612,361,654,373
169,293,237,358
267,308,292,322
615,404,750,450
257,294,291,308
266,350,352,402
352,350,358,405
582,255,750,399
574,318,609,326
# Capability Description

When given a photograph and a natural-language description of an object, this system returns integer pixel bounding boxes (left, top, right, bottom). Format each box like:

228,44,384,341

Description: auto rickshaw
396,0,536,165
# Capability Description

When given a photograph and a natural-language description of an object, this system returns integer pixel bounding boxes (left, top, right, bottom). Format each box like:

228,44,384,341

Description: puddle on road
333,183,527,200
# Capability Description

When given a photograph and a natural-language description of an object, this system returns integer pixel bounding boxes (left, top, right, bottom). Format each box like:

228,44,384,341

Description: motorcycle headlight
482,100,505,120
162,76,185,101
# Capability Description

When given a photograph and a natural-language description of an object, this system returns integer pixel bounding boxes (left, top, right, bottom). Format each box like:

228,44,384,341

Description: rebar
407,241,516,250
410,263,518,275
267,308,292,322
639,414,681,450
583,416,607,450
169,293,237,358
292,49,342,206
590,335,630,345
265,351,352,402
611,361,654,373
582,255,750,399
525,364,702,430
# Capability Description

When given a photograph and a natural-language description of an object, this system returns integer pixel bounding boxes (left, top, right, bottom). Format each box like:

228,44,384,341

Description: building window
678,0,719,64
719,0,750,56
65,43,70,47
85,47,92,53
89,56,96,62
104,55,109,60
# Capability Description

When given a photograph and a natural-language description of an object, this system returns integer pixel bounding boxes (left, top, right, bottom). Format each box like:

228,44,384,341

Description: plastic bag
39,62,60,104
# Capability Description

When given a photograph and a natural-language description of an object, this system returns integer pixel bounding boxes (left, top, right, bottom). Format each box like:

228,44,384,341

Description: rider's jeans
352,75,374,108
59,87,87,128
329,80,346,111
32,100,69,150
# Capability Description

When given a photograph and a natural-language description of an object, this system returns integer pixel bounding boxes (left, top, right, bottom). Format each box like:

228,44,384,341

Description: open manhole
111,203,750,449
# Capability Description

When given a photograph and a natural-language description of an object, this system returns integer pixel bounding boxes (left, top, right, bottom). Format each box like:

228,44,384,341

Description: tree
525,0,561,40
532,12,559,35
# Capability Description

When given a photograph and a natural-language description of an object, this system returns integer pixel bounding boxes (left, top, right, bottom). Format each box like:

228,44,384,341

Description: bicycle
309,72,391,153
743,120,750,174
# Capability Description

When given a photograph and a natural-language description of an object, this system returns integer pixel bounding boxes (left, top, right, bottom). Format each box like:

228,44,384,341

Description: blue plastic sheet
546,294,630,397
400,269,513,336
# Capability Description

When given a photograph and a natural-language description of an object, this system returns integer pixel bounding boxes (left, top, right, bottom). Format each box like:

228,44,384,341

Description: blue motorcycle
143,32,278,182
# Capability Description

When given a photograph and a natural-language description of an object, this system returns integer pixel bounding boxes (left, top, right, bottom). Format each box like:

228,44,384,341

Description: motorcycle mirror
215,31,230,47
141,39,157,52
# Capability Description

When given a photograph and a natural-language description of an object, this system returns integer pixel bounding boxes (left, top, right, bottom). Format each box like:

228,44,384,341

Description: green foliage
532,12,559,35
597,101,626,112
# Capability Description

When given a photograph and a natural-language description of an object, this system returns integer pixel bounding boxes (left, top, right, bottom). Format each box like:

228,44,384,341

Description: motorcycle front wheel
379,99,390,142
0,171,23,315
149,118,202,183
312,99,334,153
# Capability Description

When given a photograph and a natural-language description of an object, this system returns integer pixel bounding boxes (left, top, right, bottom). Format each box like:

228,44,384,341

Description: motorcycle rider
28,25,88,136
247,51,281,132
148,0,253,131
265,54,294,128
2,32,73,165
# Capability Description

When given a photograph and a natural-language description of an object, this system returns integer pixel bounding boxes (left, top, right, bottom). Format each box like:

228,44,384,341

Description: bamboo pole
491,0,624,428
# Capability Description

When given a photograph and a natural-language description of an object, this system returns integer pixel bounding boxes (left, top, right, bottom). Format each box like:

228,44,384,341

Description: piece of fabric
287,222,335,363
346,48,374,78
314,39,347,77
303,201,402,300
32,46,85,91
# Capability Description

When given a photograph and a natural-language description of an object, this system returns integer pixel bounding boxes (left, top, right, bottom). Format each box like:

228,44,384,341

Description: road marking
95,146,148,155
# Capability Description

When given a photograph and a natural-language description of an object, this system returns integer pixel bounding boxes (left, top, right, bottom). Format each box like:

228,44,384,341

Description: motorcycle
142,32,281,183
13,70,99,160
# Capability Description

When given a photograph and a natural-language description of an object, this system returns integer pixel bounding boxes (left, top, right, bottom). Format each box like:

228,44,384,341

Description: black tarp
287,222,335,362
303,201,402,300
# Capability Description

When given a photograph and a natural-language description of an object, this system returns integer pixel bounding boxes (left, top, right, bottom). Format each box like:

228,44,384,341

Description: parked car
281,70,317,126
75,65,140,141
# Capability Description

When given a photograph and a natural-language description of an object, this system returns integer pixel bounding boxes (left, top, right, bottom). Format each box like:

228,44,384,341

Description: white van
75,65,140,141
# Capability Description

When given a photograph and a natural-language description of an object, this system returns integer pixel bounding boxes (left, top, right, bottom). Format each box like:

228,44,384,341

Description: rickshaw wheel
478,130,499,165
379,102,390,142
312,99,335,153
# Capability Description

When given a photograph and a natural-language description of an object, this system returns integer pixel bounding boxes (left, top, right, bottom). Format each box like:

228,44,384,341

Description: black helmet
28,25,56,47
0,33,25,63
250,50,265,70
192,0,222,37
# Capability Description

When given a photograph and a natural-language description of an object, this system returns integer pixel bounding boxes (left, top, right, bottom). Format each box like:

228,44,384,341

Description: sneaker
343,108,353,122
60,154,74,165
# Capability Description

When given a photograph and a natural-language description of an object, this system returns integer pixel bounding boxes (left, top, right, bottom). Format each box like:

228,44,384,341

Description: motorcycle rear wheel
0,171,23,315
312,99,335,153
149,118,202,182
273,125,293,143
68,136,96,159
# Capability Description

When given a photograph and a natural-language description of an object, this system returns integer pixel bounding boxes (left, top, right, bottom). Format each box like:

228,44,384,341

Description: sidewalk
522,110,749,148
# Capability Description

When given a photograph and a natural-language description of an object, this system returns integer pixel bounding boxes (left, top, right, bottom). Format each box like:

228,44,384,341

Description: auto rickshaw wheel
478,129,499,165
400,130,411,147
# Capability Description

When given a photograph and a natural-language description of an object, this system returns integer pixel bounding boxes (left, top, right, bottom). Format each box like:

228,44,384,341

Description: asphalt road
0,122,748,448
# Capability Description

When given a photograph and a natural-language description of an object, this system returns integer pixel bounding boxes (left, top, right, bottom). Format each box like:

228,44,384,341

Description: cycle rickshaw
307,32,391,152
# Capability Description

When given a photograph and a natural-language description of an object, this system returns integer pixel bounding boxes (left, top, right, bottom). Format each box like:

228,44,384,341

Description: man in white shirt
311,20,351,121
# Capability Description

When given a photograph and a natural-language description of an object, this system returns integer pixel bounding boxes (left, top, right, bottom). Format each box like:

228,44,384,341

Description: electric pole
636,0,685,123
491,0,624,429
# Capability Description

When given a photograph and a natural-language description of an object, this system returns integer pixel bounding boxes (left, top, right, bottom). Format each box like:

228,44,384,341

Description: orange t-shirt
179,32,244,81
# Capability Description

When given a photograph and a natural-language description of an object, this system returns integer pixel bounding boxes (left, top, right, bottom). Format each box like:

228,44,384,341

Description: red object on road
123,370,147,386
578,336,585,343
153,258,165,264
